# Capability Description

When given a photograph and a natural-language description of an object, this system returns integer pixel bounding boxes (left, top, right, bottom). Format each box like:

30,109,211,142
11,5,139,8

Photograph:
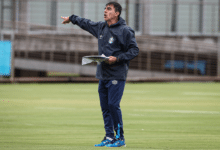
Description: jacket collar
105,17,126,28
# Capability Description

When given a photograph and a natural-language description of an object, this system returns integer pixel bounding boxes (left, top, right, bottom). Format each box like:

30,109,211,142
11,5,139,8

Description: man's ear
115,12,119,17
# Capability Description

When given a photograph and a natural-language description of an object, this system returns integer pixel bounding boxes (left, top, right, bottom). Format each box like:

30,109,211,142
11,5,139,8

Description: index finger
61,16,68,19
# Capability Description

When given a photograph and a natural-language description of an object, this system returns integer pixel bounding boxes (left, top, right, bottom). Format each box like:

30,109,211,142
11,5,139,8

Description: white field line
36,107,75,110
36,107,98,111
133,109,220,115
61,89,96,92
124,90,153,94
61,89,153,93
183,92,220,96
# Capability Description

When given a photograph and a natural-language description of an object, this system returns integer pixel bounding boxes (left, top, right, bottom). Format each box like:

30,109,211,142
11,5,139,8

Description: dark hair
106,2,122,18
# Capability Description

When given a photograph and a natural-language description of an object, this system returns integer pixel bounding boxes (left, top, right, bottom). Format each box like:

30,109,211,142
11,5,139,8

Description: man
61,1,139,147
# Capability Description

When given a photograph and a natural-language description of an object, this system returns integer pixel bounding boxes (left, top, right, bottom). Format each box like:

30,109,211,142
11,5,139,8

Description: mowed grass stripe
0,83,219,150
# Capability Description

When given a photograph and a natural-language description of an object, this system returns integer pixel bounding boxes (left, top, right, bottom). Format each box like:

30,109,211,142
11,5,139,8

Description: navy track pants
98,80,125,139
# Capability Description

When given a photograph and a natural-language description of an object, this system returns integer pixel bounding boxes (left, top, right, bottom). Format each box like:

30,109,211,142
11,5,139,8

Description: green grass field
0,82,220,150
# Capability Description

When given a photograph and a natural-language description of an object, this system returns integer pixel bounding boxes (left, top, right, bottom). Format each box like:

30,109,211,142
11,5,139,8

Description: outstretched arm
61,15,101,38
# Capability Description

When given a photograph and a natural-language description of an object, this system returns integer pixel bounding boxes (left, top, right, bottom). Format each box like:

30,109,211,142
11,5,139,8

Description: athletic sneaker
94,136,112,147
106,138,126,147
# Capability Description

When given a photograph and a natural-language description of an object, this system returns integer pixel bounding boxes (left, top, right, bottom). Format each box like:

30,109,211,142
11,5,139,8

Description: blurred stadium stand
0,0,220,82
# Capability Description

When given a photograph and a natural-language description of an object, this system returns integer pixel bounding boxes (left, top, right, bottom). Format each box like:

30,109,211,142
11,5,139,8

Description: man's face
104,5,119,22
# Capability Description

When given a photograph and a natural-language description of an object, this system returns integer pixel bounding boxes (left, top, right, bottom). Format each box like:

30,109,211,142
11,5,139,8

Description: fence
1,0,220,36
0,0,220,80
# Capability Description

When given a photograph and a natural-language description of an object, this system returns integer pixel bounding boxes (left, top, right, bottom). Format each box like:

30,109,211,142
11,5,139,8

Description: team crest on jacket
112,80,118,85
109,37,114,44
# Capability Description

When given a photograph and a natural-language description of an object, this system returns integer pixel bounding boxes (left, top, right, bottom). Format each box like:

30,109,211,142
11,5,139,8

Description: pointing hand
61,16,71,24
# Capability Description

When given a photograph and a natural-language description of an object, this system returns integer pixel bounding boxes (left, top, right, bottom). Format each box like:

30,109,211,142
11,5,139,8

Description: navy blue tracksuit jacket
69,15,139,80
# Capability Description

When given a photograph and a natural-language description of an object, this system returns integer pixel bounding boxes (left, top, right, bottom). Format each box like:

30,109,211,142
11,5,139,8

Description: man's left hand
107,56,117,65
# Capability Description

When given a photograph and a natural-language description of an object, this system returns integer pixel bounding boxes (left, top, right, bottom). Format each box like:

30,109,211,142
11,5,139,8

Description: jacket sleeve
117,27,139,62
69,15,101,38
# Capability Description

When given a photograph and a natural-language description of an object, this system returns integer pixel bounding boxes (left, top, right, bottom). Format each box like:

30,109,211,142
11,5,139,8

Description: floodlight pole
0,21,2,41
218,36,220,77
0,0,3,41
0,26,2,41
10,33,15,83
126,0,129,25
142,0,151,35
